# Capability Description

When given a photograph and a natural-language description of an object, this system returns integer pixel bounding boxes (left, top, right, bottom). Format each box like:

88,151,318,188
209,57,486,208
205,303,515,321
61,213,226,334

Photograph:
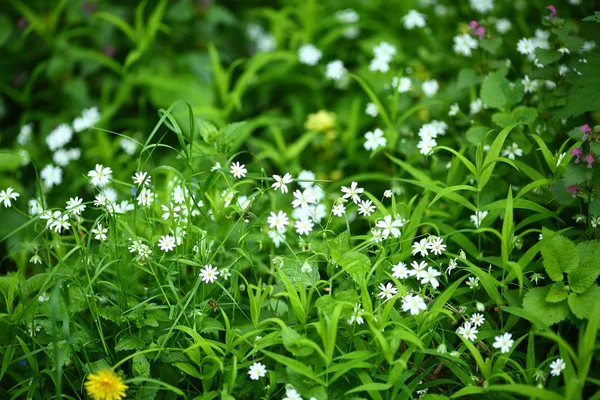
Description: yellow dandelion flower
84,369,128,400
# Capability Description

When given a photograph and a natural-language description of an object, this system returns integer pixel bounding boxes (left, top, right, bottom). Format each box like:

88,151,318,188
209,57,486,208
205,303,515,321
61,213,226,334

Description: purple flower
566,185,580,198
571,147,583,164
474,26,486,39
546,5,557,19
585,154,594,169
468,20,479,28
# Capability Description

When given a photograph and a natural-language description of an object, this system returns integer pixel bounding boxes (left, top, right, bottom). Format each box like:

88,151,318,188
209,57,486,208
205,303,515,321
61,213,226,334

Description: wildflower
0,187,20,208
30,254,42,264
88,164,112,187
365,102,379,117
422,79,439,97
132,172,151,186
364,128,387,151
401,294,427,315
546,5,557,18
470,210,488,228
412,238,429,257
470,98,484,115
331,203,346,217
371,229,384,243
426,236,446,255
291,189,316,210
496,18,512,33
283,388,303,400
402,10,426,30
469,0,494,13
65,196,86,216
298,44,322,65
272,173,293,193
357,200,375,216
446,258,458,275
467,276,480,289
267,210,289,232
336,8,359,23
73,107,100,132
136,188,154,207
325,60,347,81
158,235,176,252
395,77,412,93
580,124,591,140
378,282,398,300
17,123,33,145
585,154,594,169
230,162,247,179
248,362,267,380
457,322,478,341
120,138,137,155
91,224,108,241
502,142,523,160
84,369,128,400
470,313,485,327
492,332,514,353
417,137,437,155
517,38,536,55
449,103,460,116
297,170,315,189
476,302,485,312
420,267,441,288
46,124,73,151
383,189,393,198
549,358,566,377
199,264,219,284
392,262,409,279
453,34,478,56
348,303,365,325
51,212,71,233
294,217,314,235
522,75,539,93
40,164,63,188
341,181,364,204
161,202,181,220
410,260,428,277
305,110,335,132
376,215,403,239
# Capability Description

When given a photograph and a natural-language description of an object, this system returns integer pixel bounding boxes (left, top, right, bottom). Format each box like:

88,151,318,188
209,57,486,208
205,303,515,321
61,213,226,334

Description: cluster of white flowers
369,41,397,73
402,10,426,30
247,23,276,53
453,33,478,57
417,120,447,156
392,76,413,93
516,29,551,64
298,44,322,66
335,8,360,39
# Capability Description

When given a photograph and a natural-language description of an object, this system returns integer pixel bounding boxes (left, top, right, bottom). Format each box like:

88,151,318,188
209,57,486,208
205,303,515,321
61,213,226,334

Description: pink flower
585,154,595,169
546,5,557,19
468,20,479,28
566,185,580,198
474,26,486,39
580,124,591,134
571,147,582,164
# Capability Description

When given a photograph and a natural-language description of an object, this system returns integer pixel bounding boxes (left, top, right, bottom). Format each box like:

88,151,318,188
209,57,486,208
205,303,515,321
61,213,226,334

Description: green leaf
457,68,480,89
545,282,568,303
568,285,600,320
540,229,578,281
282,327,314,357
465,126,489,145
480,69,510,110
554,54,600,119
568,241,600,293
278,257,320,287
335,251,371,285
522,286,570,326
173,363,202,379
133,354,150,378
478,124,519,191
491,112,514,128
512,106,538,125
261,350,325,385
564,163,593,185
0,15,13,47
0,150,23,171
115,336,146,352
534,48,562,65
479,37,502,54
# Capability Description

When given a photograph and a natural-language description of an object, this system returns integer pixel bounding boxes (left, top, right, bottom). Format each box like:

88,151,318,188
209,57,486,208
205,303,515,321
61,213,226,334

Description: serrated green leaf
133,354,150,378
568,285,600,320
479,37,502,54
568,241,600,293
545,282,568,303
278,257,320,287
534,48,562,65
481,69,510,110
282,327,314,357
540,231,578,281
115,336,145,352
465,126,489,145
335,251,371,285
564,163,593,185
522,286,570,326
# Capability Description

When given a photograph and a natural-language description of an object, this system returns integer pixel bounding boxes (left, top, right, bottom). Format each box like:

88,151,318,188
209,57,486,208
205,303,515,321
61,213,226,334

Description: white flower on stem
371,229,384,243
267,210,289,232
46,124,73,151
364,128,387,151
470,98,484,115
65,197,86,216
457,322,478,341
375,215,403,239
392,262,409,279
51,212,71,233
298,44,322,65
158,235,176,252
549,358,566,377
365,102,379,117
501,142,523,160
419,267,441,288
453,34,478,56
91,224,108,241
40,164,63,188
325,60,347,81
383,189,393,198
248,362,267,380
348,303,365,325
88,164,112,187
422,80,439,97
394,77,412,93
377,282,398,300
401,294,427,315
402,10,426,29
38,292,49,302
357,200,375,216
496,19,512,34
492,332,514,353
0,187,20,208
297,170,315,189
331,203,346,217
409,260,428,277
467,276,480,289
470,211,488,228
72,107,100,132
517,38,536,55
294,216,314,235
133,171,151,186
341,181,364,204
426,236,446,255
199,264,219,284
449,103,460,116
230,162,247,179
412,238,429,257
136,188,155,207
161,202,181,220
417,137,437,155
272,173,293,193
470,313,485,327
291,189,316,210
522,75,539,93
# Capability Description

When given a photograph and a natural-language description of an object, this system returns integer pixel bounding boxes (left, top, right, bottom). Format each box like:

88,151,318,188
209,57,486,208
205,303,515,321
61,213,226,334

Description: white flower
375,215,403,239
469,0,494,13
383,189,393,198
378,282,398,300
336,8,359,23
470,211,488,228
248,362,267,380
272,173,293,193
502,142,523,160
467,276,480,289
66,196,86,216
326,60,347,81
370,56,391,73
409,260,428,277
161,202,181,220
358,199,375,216
549,358,566,377
374,41,397,59
448,103,460,116
136,188,155,207
91,224,108,241
401,294,427,315
255,33,276,53
332,203,346,217
158,235,176,252
426,236,446,255
392,262,409,279
0,187,20,208
492,332,514,353
40,164,63,188
420,267,441,288
558,64,569,76
28,198,44,215
457,322,478,341
268,229,285,247
470,313,485,327
17,123,33,145
199,264,219,284
422,80,439,97
402,10,426,30
283,388,303,400
365,102,379,117
297,170,315,189
470,98,484,115
267,210,289,232
348,303,365,325
453,33,478,57
341,181,364,204
496,18,512,34
298,44,322,66
46,124,73,151
133,172,151,186
295,216,314,235
412,238,429,257
522,75,539,93
51,212,71,233
291,189,316,210
230,161,247,179
396,77,412,93
38,292,49,302
517,38,536,55
120,138,138,155
371,229,384,243
88,164,112,187
364,128,387,151
72,107,100,132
